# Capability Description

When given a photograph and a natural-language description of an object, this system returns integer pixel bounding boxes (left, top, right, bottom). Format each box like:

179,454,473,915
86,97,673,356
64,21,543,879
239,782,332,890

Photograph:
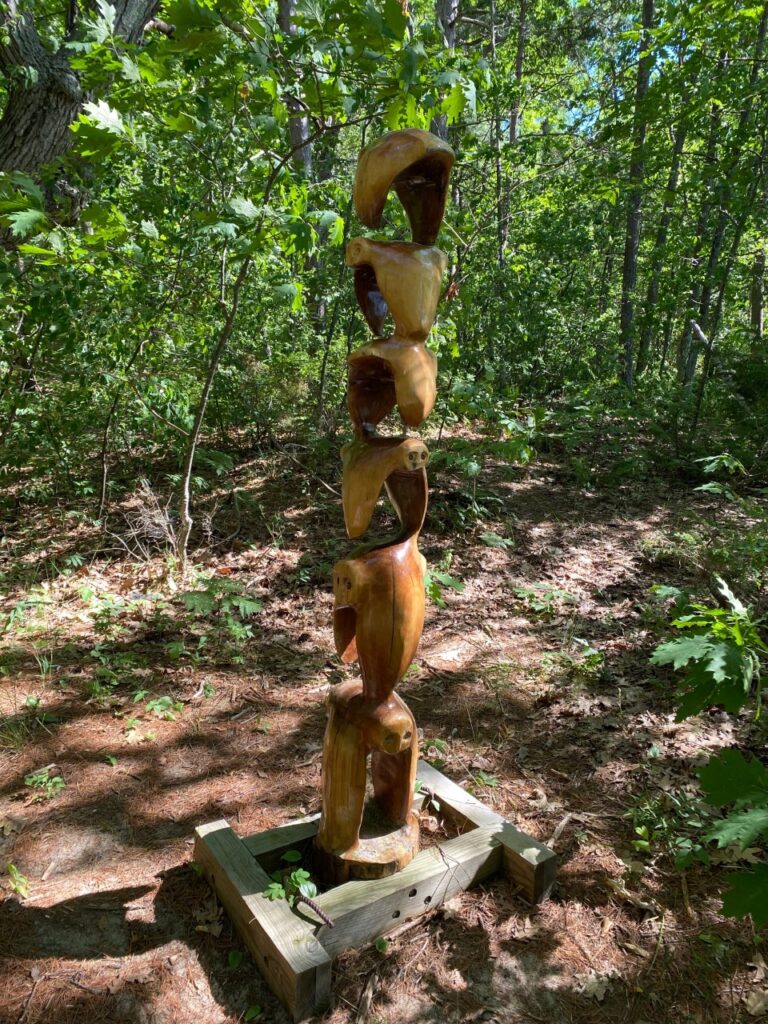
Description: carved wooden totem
316,129,454,884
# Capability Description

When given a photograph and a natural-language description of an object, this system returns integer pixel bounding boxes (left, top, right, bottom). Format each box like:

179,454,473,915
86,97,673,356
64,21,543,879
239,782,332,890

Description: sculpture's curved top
353,128,455,245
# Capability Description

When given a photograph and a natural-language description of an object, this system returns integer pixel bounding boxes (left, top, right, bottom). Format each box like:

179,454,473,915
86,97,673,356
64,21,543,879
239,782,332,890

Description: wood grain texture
341,436,428,539
346,239,447,342
315,680,419,883
332,535,426,700
415,760,557,903
309,827,502,957
242,815,320,872
347,340,438,433
318,129,454,884
353,128,454,244
194,820,331,1021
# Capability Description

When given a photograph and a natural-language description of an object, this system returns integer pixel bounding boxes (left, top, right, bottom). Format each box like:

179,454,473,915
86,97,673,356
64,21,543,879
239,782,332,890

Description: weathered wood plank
241,796,426,875
242,815,320,872
416,760,556,903
194,820,331,1021
305,826,502,957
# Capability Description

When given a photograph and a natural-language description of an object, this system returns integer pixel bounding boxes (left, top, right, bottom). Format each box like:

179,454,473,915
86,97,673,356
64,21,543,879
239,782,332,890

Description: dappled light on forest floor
1,443,765,1023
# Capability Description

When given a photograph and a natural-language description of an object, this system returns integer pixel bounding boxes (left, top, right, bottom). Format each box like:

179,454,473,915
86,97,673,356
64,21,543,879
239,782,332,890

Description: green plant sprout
5,863,30,897
263,850,334,928
24,766,65,800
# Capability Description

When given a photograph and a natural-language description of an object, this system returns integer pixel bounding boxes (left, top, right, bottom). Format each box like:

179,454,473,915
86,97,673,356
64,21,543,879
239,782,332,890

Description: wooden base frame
194,760,556,1022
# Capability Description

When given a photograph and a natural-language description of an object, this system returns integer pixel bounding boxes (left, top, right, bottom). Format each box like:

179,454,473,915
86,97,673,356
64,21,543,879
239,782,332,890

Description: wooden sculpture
316,130,455,884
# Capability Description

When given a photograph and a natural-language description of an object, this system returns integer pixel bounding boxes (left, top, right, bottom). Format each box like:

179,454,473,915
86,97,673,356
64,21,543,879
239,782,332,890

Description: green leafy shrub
651,577,768,926
698,750,768,927
24,767,66,800
650,578,765,719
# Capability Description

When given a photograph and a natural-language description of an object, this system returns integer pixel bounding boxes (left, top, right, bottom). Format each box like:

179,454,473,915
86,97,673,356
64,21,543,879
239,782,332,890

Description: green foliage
650,577,765,720
180,574,262,653
626,791,714,869
423,736,449,769
264,865,318,909
145,696,184,721
513,583,578,618
653,576,768,927
720,866,768,929
24,767,66,800
696,750,768,927
5,863,30,897
424,550,464,609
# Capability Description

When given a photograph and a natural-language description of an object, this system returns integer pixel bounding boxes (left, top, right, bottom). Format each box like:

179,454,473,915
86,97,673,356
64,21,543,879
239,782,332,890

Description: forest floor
0,433,765,1024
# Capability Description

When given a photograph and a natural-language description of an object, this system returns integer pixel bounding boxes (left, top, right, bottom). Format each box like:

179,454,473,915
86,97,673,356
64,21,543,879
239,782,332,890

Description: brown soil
0,443,763,1024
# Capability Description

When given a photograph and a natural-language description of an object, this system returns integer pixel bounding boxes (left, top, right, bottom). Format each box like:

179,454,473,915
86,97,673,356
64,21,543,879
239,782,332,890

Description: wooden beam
416,760,556,903
194,820,331,1021
303,826,502,957
242,815,320,873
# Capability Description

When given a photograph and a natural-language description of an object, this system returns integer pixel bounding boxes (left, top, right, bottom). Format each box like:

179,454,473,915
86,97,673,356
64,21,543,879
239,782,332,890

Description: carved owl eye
420,451,427,461
383,732,400,753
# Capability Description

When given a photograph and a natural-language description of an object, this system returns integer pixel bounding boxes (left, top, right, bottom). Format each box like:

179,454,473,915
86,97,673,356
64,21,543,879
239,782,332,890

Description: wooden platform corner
194,761,556,1021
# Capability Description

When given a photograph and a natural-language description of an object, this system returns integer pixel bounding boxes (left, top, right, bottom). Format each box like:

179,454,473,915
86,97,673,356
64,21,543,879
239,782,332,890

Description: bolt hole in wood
392,910,401,919
424,895,432,904
408,888,417,897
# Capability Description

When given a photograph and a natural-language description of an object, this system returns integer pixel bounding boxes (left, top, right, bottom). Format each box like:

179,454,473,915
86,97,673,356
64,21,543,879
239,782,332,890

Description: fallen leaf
578,970,613,1001
0,815,26,836
749,953,768,983
470,755,494,771
195,921,223,937
745,991,768,1017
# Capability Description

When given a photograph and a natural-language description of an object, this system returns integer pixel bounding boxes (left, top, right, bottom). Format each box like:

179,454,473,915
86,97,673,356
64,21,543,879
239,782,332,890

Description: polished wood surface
317,129,454,882
341,436,429,539
346,239,447,341
348,340,438,433
332,534,427,700
353,128,454,245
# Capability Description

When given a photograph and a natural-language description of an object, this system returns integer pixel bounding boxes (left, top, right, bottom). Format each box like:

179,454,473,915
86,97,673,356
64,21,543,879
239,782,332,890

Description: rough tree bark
431,0,459,141
508,0,527,144
0,0,159,173
277,0,312,176
751,249,766,353
679,13,768,384
618,0,654,389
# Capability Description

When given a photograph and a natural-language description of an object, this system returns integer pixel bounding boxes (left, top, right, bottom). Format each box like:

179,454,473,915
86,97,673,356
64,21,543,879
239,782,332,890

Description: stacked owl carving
315,130,454,883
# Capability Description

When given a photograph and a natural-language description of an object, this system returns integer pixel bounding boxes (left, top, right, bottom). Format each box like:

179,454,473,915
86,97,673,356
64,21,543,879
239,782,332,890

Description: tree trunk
679,15,767,383
751,249,766,353
708,131,768,344
509,0,528,144
177,255,252,565
676,81,724,385
430,0,459,141
0,0,158,173
277,0,312,176
489,0,505,265
636,117,688,376
618,0,655,389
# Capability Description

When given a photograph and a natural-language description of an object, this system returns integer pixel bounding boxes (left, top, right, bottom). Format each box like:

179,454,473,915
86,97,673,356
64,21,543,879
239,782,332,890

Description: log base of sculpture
194,760,557,1023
